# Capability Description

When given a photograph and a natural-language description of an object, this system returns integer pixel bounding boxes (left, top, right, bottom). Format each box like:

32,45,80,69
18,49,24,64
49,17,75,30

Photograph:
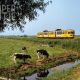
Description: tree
0,0,51,31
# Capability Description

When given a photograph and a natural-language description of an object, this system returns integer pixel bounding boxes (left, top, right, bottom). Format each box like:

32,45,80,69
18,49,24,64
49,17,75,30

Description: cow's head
28,55,31,58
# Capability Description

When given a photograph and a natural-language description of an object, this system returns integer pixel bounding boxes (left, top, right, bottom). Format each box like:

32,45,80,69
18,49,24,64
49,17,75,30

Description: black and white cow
13,53,31,64
37,49,49,60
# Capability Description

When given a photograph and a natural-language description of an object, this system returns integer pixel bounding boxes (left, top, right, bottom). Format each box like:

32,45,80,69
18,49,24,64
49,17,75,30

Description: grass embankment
7,36,80,52
25,36,80,52
40,64,80,80
0,36,80,79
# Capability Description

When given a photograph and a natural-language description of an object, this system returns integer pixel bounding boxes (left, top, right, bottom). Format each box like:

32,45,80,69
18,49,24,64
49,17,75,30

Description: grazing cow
22,47,27,50
13,53,31,64
22,47,28,53
37,70,49,77
37,49,49,60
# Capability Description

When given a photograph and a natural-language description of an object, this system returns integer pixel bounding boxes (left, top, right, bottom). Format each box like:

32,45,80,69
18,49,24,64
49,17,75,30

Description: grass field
0,36,80,79
0,37,68,68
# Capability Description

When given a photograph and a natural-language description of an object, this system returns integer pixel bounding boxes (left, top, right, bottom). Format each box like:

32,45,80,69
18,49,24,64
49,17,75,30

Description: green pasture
0,37,66,68
0,36,80,68
0,36,80,79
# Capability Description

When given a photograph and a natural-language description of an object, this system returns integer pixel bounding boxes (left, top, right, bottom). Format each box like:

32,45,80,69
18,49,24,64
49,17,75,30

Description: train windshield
68,32,75,34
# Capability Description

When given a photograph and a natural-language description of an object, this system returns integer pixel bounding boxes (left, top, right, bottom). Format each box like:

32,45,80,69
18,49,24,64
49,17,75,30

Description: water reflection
21,76,27,80
37,70,49,77
20,60,80,80
20,70,49,80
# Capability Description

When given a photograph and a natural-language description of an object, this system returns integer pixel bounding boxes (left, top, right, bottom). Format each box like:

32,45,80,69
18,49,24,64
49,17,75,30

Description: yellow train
37,29,75,39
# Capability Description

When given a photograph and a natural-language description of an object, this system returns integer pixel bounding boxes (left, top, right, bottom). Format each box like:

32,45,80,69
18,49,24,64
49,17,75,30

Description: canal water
20,60,80,80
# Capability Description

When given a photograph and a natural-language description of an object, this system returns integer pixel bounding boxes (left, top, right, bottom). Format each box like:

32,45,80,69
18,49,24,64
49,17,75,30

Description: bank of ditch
0,52,80,80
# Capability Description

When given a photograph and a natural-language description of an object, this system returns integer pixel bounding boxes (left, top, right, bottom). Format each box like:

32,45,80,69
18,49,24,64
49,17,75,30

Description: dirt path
0,77,13,80
16,53,80,72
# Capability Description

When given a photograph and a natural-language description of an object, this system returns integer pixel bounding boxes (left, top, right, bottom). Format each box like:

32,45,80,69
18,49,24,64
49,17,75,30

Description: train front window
68,32,74,34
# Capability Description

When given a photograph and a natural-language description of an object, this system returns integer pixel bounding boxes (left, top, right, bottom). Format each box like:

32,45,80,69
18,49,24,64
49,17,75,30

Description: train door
55,29,63,38
43,30,49,38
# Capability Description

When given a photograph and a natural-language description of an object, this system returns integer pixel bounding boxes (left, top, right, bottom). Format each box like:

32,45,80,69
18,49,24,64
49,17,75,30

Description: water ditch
20,59,80,80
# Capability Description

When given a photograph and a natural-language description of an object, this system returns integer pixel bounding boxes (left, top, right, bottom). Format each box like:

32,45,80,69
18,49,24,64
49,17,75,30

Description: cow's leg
23,58,26,64
37,52,40,60
13,56,16,64
41,55,45,61
43,55,45,60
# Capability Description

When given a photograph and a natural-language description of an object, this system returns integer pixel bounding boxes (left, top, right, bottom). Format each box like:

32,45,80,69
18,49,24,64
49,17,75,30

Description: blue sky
0,0,80,35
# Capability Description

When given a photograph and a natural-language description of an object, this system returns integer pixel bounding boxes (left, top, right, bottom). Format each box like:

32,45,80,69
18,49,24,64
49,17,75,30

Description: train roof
64,29,75,31
37,29,75,33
